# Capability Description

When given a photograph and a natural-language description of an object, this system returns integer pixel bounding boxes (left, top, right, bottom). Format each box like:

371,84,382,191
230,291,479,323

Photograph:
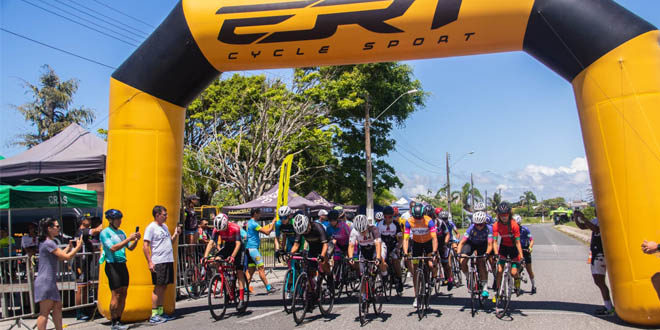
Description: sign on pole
275,154,294,219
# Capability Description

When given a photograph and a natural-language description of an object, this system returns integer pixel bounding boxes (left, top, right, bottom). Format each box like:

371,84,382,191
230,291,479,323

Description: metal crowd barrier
0,251,100,325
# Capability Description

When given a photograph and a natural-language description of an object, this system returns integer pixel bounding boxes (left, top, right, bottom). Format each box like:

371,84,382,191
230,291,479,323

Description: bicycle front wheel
373,273,384,315
495,274,510,318
208,274,227,320
415,270,426,320
282,269,295,313
358,275,368,326
468,271,476,317
292,272,309,325
318,274,334,316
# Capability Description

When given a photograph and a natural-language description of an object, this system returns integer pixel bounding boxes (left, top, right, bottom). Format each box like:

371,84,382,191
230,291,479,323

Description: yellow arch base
98,79,183,321
572,30,660,325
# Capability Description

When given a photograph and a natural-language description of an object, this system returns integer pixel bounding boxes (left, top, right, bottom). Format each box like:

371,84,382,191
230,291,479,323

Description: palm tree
461,182,483,210
491,192,502,209
519,191,538,214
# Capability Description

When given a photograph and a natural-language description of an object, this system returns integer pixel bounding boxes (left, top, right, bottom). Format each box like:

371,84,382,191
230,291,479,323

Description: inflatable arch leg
101,0,660,325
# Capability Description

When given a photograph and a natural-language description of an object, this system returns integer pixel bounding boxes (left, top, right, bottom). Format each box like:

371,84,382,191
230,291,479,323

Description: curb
554,225,590,244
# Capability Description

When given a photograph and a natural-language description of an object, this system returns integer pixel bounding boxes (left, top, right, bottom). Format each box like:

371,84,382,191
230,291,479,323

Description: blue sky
2,0,659,203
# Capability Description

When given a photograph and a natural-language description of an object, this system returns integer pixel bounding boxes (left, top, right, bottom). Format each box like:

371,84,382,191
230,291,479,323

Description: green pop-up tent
1,185,97,254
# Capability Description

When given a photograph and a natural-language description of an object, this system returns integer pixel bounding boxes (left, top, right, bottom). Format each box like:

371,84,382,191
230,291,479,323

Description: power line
56,0,148,39
393,149,444,175
92,0,155,29
20,0,139,48
68,0,149,36
1,28,117,70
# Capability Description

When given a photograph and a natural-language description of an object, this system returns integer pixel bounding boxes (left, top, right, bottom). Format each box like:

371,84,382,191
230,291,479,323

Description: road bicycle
516,249,530,296
206,257,249,320
281,253,300,313
332,254,360,298
290,252,335,325
461,254,488,317
356,259,385,325
383,251,404,300
449,246,463,287
407,255,435,320
494,257,517,318
183,245,209,298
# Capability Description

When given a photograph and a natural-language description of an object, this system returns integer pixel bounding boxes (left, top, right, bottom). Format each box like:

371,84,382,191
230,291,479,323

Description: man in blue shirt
245,208,278,294
274,206,297,254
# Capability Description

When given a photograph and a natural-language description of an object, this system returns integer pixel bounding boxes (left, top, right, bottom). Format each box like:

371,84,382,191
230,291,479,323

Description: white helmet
292,214,309,234
214,213,229,231
474,202,486,211
375,212,384,221
513,214,522,224
472,211,487,224
318,209,328,217
353,215,368,233
278,205,292,218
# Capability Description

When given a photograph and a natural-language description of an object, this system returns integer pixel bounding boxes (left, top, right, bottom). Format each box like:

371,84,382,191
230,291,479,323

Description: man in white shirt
143,205,180,324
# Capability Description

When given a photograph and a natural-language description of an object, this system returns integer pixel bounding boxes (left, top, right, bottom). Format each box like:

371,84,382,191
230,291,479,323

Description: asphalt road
62,224,638,330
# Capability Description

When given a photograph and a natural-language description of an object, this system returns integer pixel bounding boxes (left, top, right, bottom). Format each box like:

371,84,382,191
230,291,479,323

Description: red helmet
393,207,400,215
435,207,443,215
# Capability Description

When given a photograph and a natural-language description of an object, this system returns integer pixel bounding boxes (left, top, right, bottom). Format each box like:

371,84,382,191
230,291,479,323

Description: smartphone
135,226,140,233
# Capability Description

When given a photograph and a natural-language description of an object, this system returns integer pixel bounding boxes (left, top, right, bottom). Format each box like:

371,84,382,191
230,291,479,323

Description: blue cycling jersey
463,223,493,245
520,225,533,248
245,219,262,249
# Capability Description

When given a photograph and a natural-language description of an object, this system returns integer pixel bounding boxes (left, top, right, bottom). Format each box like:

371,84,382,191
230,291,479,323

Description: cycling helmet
424,205,435,217
293,214,309,234
474,202,486,211
328,210,340,221
513,214,522,224
434,207,443,215
438,210,450,220
375,212,384,221
214,213,229,231
278,205,292,218
473,211,487,224
496,202,511,215
383,206,394,215
353,215,368,232
105,209,123,220
393,207,400,216
318,209,328,217
411,204,424,219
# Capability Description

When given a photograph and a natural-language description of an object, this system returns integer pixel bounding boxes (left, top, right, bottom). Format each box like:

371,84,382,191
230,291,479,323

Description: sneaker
595,307,615,316
237,300,247,312
112,322,128,330
481,289,489,299
412,298,418,308
148,315,165,324
267,286,279,294
285,291,292,299
531,286,537,295
447,280,454,291
160,314,175,321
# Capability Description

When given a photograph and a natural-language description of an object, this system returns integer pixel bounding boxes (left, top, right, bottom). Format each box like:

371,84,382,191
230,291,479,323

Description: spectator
0,227,16,257
100,209,140,330
197,219,210,245
74,214,103,320
34,218,82,330
640,240,660,301
574,209,614,316
244,208,277,294
318,209,328,223
21,223,39,257
183,195,200,245
143,205,180,324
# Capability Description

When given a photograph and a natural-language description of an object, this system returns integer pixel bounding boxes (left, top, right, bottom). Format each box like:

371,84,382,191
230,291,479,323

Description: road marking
237,308,281,323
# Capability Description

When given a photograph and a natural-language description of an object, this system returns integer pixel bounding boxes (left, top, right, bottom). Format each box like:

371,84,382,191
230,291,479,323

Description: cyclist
322,210,351,266
274,206,296,257
374,211,384,225
290,214,330,275
203,214,247,311
474,202,497,286
348,215,387,281
457,211,493,298
402,204,438,308
377,206,403,292
492,202,523,299
318,209,328,223
245,208,278,294
438,211,459,251
513,214,536,294
432,207,454,291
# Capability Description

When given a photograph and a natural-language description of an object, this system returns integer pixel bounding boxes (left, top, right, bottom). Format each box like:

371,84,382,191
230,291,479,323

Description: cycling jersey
462,223,493,245
322,221,351,247
445,219,458,241
519,225,533,248
377,220,401,249
349,225,382,248
492,221,520,247
212,222,242,243
275,219,296,251
435,219,449,244
404,216,437,243
295,222,328,256
245,218,263,249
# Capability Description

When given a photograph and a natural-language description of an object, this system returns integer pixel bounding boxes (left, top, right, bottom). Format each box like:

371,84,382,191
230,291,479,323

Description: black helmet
411,204,424,219
496,202,511,215
424,205,435,217
383,206,394,215
105,209,123,220
328,210,340,221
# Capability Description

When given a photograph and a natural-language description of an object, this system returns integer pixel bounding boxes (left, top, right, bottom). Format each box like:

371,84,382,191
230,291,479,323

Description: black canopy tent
223,186,327,219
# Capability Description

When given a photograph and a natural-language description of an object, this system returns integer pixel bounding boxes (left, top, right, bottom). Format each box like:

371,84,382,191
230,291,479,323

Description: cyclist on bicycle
513,214,536,294
348,215,387,277
274,206,297,257
492,202,523,298
377,206,403,292
290,214,330,275
432,207,454,291
402,204,438,308
457,211,493,298
203,213,247,310
474,202,496,283
323,210,351,266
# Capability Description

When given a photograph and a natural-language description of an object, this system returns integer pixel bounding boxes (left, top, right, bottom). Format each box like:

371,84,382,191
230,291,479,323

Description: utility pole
470,172,475,211
365,102,374,222
446,152,451,217
485,189,488,211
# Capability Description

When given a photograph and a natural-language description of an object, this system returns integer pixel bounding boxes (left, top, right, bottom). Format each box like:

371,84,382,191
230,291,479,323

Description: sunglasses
51,224,60,228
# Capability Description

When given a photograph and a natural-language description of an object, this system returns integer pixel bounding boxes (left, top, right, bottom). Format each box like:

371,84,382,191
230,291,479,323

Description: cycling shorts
461,242,488,256
217,245,244,270
247,248,264,267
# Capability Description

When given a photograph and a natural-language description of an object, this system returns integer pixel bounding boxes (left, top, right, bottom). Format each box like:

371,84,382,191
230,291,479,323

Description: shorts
357,244,387,261
439,245,450,263
105,262,129,291
217,244,244,270
412,240,434,257
522,249,532,264
461,242,488,256
498,245,521,265
591,253,606,275
151,262,174,286
384,242,400,260
184,230,197,236
247,248,264,267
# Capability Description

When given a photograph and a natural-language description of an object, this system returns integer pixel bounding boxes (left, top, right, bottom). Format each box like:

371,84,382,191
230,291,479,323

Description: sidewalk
0,267,289,330
555,224,591,244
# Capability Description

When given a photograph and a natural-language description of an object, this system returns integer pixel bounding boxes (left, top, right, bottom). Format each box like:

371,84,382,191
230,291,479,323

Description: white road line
237,309,281,323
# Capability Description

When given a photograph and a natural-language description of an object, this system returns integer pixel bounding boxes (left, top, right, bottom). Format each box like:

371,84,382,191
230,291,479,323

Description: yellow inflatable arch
100,0,660,325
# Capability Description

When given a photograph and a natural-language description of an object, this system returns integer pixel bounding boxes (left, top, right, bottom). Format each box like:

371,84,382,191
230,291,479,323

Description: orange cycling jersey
404,215,437,243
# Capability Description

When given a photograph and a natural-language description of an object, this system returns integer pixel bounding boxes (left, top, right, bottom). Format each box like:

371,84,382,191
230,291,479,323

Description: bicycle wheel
332,261,345,298
400,259,408,287
415,269,426,320
318,274,334,316
434,275,442,296
208,274,227,320
292,272,309,325
349,266,360,293
282,269,295,313
358,275,368,326
468,271,476,317
495,274,510,318
452,255,463,286
372,273,384,315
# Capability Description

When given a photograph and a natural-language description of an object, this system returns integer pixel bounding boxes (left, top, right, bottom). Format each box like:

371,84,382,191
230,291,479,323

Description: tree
544,197,567,210
186,74,337,203
295,63,425,204
490,192,502,209
519,191,538,213
460,182,483,210
11,65,95,147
